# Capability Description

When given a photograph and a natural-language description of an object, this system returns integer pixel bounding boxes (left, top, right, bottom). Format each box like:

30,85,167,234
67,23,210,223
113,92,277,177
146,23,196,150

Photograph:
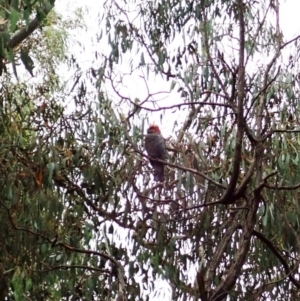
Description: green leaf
10,9,19,32
20,48,34,76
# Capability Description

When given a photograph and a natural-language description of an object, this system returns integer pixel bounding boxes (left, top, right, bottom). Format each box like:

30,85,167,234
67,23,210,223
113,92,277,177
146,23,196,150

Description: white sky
52,1,300,300
280,1,300,40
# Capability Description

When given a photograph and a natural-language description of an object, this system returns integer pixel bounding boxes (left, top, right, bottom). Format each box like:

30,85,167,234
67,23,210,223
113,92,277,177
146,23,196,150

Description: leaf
20,48,34,76
55,254,63,261
170,80,176,91
140,52,145,65
10,9,19,32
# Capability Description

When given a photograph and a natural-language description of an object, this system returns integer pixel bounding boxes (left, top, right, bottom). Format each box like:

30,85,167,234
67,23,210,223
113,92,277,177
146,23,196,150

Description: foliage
0,0,56,77
2,0,300,301
97,0,300,300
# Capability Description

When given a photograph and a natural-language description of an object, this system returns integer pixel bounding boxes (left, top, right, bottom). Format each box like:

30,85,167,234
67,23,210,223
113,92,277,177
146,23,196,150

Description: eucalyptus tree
0,1,93,300
95,0,300,300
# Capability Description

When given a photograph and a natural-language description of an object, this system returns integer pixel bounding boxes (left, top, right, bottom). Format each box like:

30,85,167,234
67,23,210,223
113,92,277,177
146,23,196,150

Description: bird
144,124,166,182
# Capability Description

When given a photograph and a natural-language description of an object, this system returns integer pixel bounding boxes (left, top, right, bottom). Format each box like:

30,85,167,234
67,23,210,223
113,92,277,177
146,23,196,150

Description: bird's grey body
145,125,166,182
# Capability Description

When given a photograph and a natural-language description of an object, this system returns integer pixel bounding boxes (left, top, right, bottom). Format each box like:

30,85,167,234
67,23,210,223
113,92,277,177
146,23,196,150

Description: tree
97,0,300,300
0,1,98,300
2,0,300,300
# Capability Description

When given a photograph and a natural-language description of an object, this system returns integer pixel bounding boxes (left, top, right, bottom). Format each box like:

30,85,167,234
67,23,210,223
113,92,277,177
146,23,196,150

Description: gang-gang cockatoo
144,124,166,182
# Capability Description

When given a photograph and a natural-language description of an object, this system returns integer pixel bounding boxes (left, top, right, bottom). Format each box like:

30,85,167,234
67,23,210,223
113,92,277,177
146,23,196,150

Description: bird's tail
152,162,164,182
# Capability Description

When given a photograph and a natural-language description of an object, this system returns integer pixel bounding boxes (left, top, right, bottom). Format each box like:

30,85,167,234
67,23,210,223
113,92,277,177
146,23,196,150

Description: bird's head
147,124,161,134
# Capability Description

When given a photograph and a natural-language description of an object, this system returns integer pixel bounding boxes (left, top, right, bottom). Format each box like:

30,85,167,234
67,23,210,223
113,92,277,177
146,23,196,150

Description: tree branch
253,230,300,289
218,0,245,204
8,2,55,49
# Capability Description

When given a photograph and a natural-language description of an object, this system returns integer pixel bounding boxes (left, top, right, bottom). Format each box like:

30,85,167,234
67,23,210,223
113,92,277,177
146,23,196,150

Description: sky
53,1,300,300
280,1,300,40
